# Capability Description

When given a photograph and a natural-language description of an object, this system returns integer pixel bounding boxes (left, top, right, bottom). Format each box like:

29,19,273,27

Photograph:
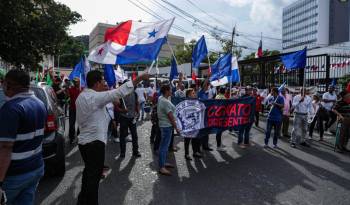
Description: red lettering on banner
208,106,217,117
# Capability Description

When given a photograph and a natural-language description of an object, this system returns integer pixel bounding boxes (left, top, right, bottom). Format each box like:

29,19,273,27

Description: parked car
0,84,66,177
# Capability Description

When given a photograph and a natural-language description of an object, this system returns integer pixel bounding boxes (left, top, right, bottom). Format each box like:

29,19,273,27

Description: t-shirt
157,96,176,127
0,92,47,176
147,87,154,97
68,86,81,110
197,89,209,100
135,87,146,103
321,92,337,111
267,95,284,122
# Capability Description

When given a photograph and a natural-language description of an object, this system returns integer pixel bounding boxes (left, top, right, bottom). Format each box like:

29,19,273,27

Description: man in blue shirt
0,69,47,205
264,87,284,148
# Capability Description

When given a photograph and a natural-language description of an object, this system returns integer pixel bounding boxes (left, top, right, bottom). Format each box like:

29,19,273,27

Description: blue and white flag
192,35,208,69
104,64,116,87
69,57,87,86
280,48,307,70
210,54,240,87
169,57,178,81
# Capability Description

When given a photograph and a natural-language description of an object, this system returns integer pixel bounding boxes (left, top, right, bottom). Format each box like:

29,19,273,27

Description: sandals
159,168,172,176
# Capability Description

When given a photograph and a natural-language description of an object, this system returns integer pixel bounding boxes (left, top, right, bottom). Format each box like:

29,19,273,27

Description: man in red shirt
252,88,264,127
68,77,82,144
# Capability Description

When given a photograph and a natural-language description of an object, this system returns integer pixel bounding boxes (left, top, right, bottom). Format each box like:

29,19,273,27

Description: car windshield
0,87,48,109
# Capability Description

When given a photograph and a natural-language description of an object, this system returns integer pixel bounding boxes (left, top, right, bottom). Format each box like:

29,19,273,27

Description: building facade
88,22,185,61
282,0,350,52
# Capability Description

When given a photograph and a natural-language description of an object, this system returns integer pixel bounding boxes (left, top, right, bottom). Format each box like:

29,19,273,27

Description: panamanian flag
89,18,174,65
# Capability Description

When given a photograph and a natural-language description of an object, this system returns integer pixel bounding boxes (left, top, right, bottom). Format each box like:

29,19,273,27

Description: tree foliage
0,0,82,70
243,49,281,60
58,35,88,68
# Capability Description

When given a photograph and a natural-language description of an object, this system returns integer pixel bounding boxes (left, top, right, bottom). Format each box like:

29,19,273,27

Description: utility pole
229,25,236,96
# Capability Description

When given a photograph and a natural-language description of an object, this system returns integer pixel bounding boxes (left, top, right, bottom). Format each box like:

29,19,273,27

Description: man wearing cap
68,77,82,144
322,86,337,131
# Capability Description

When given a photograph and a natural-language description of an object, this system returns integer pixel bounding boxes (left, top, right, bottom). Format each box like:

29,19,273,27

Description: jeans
291,114,308,144
265,120,281,146
238,123,252,144
159,127,173,169
3,165,44,205
69,109,79,141
282,115,290,136
139,101,145,120
78,141,105,205
119,116,139,155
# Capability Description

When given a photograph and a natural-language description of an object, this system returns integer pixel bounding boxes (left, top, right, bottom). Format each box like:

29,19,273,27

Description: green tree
243,49,281,60
58,35,88,67
219,39,242,58
0,0,82,70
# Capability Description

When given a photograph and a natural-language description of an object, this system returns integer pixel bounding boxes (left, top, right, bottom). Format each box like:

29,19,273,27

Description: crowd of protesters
0,68,349,205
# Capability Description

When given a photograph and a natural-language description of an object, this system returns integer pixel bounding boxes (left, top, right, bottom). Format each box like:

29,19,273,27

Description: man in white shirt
135,84,147,121
290,89,313,148
321,86,337,130
76,70,148,205
147,83,155,101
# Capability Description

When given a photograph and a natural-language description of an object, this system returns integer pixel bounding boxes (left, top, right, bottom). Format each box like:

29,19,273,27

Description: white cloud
222,0,254,7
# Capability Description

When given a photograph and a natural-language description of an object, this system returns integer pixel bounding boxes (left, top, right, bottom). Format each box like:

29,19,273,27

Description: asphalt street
35,119,350,205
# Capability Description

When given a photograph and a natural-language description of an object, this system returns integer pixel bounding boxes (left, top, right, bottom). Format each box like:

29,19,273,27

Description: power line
127,0,189,34
184,0,227,28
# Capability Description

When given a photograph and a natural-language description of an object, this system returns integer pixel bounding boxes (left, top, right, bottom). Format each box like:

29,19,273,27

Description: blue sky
58,0,296,56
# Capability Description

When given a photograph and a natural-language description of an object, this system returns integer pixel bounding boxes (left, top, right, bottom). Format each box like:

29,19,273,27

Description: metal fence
238,53,350,92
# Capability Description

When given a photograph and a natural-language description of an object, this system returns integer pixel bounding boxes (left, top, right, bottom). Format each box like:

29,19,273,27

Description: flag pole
147,60,156,74
207,55,211,76
167,41,182,73
230,25,236,97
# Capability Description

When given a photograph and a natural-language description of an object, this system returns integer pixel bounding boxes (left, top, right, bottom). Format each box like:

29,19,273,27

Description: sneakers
273,144,278,149
290,143,296,148
126,136,132,142
113,138,120,143
217,146,226,151
263,144,269,148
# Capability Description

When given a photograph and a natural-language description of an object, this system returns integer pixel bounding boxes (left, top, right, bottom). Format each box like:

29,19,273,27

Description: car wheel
53,134,66,177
